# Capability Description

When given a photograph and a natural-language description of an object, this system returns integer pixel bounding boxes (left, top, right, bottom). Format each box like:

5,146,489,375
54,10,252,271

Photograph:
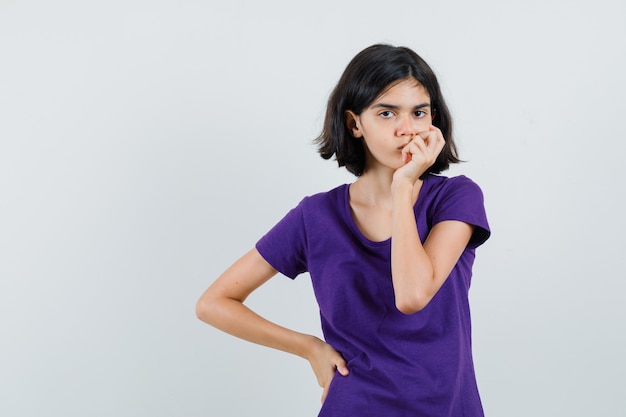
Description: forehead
374,78,430,103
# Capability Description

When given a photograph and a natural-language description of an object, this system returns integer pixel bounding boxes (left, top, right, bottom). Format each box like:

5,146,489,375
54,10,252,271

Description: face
347,78,433,173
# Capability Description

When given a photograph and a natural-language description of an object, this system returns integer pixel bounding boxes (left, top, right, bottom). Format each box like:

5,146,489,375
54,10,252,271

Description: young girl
197,44,490,416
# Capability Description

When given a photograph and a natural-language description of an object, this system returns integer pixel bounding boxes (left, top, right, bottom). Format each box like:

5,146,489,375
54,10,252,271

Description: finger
429,125,445,146
404,139,427,162
401,145,415,164
321,384,329,403
420,128,444,153
413,136,428,152
417,130,437,146
431,131,445,155
403,136,425,153
419,125,442,140
427,124,444,138
402,147,411,163
402,143,418,163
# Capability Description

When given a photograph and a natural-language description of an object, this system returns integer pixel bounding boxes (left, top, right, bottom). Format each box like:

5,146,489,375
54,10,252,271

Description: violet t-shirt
256,174,490,417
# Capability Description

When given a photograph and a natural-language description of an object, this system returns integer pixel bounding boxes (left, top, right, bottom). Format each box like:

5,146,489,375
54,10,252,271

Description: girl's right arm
196,248,349,402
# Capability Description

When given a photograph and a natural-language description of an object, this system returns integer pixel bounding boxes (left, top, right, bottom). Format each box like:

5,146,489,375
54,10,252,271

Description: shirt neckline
342,176,432,248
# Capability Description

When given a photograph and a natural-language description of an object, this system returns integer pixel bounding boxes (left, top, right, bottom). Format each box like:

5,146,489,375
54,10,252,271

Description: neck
352,167,393,208
352,166,422,208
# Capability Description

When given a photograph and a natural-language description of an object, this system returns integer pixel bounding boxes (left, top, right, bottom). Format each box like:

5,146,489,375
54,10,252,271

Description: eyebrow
371,102,431,110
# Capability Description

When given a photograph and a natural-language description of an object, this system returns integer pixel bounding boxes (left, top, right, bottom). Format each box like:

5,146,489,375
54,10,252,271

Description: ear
345,110,363,138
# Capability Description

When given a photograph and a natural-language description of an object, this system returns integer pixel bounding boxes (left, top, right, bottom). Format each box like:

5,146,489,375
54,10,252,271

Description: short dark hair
316,44,460,177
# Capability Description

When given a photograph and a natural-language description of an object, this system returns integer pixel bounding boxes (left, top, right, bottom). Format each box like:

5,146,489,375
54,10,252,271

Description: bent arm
196,248,316,358
196,248,349,401
391,181,474,314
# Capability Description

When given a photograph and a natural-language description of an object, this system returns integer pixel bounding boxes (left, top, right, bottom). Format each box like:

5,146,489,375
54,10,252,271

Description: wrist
298,334,324,360
391,176,414,195
392,180,424,212
392,177,421,199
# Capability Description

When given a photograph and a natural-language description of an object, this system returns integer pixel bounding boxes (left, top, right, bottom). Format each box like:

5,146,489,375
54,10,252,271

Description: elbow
195,297,210,323
196,294,219,325
196,289,240,328
395,294,431,315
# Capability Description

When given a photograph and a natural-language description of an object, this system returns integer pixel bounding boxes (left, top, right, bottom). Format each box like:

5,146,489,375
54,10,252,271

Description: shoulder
424,174,483,195
264,184,348,232
255,184,349,273
421,174,490,247
299,184,348,211
269,184,348,232
422,174,485,207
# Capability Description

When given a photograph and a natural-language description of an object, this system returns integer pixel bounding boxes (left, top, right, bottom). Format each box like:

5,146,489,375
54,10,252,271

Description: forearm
197,294,317,360
390,180,434,314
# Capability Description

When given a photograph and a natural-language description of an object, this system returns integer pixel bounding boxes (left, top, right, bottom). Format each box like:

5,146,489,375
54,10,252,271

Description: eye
414,110,428,118
379,110,394,119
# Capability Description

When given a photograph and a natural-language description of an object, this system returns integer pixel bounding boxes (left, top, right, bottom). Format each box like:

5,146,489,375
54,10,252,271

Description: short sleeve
255,200,308,279
431,176,491,249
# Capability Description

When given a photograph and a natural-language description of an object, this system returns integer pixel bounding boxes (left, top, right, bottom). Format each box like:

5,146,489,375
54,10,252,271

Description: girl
197,44,490,416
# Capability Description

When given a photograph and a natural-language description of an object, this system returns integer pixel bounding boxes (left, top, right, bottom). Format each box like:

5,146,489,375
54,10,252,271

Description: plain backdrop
1,0,625,416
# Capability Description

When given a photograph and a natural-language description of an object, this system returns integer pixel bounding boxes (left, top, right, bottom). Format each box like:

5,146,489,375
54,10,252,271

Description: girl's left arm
390,181,473,314
391,126,473,314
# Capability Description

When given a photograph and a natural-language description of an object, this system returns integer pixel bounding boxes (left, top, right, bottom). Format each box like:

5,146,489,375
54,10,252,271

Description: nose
396,114,417,137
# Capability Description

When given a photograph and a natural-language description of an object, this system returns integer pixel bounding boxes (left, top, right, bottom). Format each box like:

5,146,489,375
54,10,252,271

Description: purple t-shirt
256,174,490,416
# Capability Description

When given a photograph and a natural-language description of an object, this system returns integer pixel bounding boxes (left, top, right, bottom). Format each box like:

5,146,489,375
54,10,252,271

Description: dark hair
316,44,460,177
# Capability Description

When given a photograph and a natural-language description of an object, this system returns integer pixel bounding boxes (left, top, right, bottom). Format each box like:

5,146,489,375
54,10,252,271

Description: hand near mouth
394,125,446,186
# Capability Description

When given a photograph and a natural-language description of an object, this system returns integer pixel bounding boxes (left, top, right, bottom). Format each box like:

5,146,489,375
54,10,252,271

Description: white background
1,1,625,416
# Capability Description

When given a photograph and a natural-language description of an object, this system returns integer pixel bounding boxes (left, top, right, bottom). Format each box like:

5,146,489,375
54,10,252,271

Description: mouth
397,142,410,150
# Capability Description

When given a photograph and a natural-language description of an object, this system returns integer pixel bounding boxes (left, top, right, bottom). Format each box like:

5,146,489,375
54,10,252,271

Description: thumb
335,358,350,376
